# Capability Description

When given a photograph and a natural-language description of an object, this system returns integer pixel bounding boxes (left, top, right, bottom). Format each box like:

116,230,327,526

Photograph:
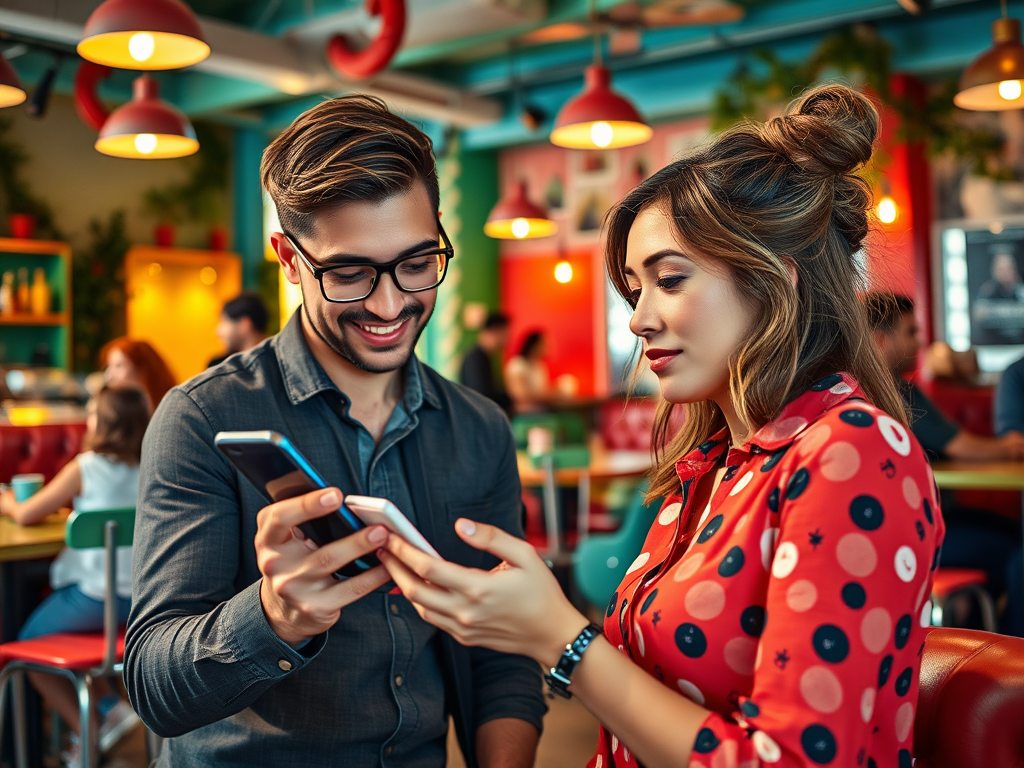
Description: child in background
0,385,151,764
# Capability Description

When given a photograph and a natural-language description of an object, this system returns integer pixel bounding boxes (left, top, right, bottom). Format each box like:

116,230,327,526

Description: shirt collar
674,372,864,478
273,308,440,411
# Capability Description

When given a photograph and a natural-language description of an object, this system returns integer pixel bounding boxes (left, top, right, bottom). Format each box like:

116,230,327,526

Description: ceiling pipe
326,0,406,80
74,60,112,131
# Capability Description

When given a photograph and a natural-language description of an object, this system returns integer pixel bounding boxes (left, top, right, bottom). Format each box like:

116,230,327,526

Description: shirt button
278,659,292,672
394,674,404,687
385,746,393,756
390,602,399,615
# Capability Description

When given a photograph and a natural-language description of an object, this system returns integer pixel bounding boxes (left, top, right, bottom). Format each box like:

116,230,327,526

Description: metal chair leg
75,673,93,768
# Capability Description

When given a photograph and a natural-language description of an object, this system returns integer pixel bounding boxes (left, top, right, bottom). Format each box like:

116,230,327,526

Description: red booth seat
915,627,1024,768
0,423,87,484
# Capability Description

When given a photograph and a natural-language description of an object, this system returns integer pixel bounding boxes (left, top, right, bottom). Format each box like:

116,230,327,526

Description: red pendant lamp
78,0,210,71
550,4,651,150
95,74,198,159
484,181,557,240
0,50,27,108
954,1,1024,111
550,64,652,149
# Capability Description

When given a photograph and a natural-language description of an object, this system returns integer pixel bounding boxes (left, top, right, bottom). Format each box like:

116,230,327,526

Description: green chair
572,485,663,611
0,508,135,768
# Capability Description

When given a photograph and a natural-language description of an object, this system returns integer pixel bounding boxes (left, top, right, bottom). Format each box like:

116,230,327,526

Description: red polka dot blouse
589,374,945,768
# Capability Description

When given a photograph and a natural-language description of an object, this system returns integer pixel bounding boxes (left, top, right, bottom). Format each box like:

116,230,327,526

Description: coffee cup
11,473,44,502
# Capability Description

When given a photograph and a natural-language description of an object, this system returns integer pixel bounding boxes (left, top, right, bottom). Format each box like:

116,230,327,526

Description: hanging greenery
0,117,63,240
142,122,231,228
711,24,1009,179
71,210,130,372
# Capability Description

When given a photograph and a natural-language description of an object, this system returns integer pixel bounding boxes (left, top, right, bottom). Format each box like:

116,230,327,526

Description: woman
379,84,945,768
505,329,552,414
100,337,176,412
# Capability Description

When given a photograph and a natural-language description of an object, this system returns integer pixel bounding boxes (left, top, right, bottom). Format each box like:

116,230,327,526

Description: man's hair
222,292,270,333
261,95,439,238
85,385,152,465
863,291,914,333
483,311,509,331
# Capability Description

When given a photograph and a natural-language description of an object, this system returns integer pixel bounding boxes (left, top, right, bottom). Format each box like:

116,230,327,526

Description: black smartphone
214,430,377,577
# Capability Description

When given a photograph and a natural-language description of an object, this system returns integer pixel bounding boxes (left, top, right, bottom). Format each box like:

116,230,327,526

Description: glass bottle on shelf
30,267,51,315
0,271,13,316
16,267,29,314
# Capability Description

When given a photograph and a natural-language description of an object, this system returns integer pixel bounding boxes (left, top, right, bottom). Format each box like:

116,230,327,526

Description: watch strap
544,623,602,699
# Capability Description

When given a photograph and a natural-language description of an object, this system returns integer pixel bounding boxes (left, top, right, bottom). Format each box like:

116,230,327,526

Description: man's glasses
284,222,454,303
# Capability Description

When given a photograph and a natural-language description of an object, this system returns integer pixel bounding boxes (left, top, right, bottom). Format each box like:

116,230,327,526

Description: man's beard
302,287,430,373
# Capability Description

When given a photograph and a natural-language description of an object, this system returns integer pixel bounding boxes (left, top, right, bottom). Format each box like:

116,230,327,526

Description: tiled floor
66,693,600,767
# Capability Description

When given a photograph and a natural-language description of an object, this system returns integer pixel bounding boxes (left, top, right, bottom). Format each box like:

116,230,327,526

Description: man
995,354,1024,437
207,291,270,367
459,311,511,413
865,290,1024,636
865,291,1024,462
124,96,545,767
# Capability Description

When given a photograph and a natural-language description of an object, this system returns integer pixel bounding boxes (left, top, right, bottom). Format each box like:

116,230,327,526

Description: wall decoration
570,148,619,185
544,174,564,211
572,184,613,238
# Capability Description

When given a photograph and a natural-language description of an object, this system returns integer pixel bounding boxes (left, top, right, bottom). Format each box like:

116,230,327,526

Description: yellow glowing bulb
999,79,1023,101
554,260,573,283
590,121,613,148
134,133,158,155
877,196,898,224
200,267,217,285
511,218,531,239
129,33,156,62
148,262,162,277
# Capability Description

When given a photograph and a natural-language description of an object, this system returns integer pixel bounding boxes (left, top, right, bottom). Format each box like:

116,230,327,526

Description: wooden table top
0,511,68,563
931,461,1024,491
517,448,652,486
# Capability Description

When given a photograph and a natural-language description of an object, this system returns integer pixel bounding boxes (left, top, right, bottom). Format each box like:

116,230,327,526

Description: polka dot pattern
589,374,944,768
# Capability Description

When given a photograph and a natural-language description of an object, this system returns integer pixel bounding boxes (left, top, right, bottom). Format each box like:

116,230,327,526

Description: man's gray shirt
124,311,545,767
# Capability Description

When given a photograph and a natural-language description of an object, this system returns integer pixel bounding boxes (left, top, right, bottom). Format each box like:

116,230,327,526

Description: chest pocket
444,499,494,568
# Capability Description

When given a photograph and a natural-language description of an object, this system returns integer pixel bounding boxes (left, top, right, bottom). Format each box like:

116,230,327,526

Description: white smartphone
344,495,443,560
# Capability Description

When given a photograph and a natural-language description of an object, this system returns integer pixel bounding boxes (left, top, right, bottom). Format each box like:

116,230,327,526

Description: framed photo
570,182,614,241
570,149,619,185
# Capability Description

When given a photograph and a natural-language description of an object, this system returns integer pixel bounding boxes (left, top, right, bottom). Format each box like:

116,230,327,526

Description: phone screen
216,434,376,577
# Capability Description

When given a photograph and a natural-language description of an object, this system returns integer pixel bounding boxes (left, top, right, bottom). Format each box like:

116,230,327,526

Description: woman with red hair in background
100,338,176,412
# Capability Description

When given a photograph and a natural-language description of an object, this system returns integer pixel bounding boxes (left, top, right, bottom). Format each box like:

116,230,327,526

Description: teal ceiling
0,0,1015,148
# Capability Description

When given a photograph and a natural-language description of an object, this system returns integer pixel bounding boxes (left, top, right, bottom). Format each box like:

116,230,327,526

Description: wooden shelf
0,313,68,326
0,238,71,257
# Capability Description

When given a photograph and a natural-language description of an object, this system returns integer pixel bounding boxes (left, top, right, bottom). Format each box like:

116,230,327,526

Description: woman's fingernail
321,491,339,507
368,526,388,543
457,519,476,536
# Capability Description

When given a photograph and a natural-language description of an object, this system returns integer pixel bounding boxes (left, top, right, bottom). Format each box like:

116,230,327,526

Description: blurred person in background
866,290,1024,635
208,292,270,368
0,385,151,764
504,329,552,414
101,338,176,412
995,354,1024,439
459,311,511,413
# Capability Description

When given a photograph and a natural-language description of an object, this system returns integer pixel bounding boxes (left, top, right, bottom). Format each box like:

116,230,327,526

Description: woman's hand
379,519,589,668
0,489,15,517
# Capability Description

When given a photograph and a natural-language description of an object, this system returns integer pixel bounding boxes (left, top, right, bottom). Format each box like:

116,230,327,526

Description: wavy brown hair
85,385,151,465
605,84,908,501
260,94,439,238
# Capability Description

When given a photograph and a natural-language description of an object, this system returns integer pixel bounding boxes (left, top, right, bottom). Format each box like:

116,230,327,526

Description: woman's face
105,349,139,388
624,205,754,406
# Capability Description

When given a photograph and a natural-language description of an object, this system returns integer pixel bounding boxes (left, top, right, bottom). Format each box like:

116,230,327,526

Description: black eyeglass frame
284,221,455,304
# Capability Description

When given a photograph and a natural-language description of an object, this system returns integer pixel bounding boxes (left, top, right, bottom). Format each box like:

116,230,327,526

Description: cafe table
517,444,651,559
930,460,1024,599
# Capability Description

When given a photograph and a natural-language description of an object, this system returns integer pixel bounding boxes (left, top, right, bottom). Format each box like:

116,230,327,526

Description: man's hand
255,487,392,646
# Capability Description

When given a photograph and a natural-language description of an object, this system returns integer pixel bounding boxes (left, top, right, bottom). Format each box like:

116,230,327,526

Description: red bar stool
930,567,998,633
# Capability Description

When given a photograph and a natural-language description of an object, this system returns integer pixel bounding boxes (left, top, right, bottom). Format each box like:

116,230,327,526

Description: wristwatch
544,623,602,698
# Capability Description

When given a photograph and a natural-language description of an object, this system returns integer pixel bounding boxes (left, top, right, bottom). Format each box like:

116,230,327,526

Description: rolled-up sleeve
123,388,325,737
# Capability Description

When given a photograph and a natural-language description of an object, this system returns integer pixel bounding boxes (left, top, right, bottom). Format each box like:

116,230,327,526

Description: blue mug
11,474,44,502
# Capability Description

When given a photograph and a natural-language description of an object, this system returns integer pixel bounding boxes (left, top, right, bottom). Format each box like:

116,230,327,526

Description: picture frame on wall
570,183,614,241
570,149,620,186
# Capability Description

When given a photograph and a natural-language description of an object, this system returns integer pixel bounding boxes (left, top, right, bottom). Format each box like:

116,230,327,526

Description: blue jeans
18,585,131,641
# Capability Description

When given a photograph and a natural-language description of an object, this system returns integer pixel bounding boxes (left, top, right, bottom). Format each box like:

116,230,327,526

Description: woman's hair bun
760,83,879,177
